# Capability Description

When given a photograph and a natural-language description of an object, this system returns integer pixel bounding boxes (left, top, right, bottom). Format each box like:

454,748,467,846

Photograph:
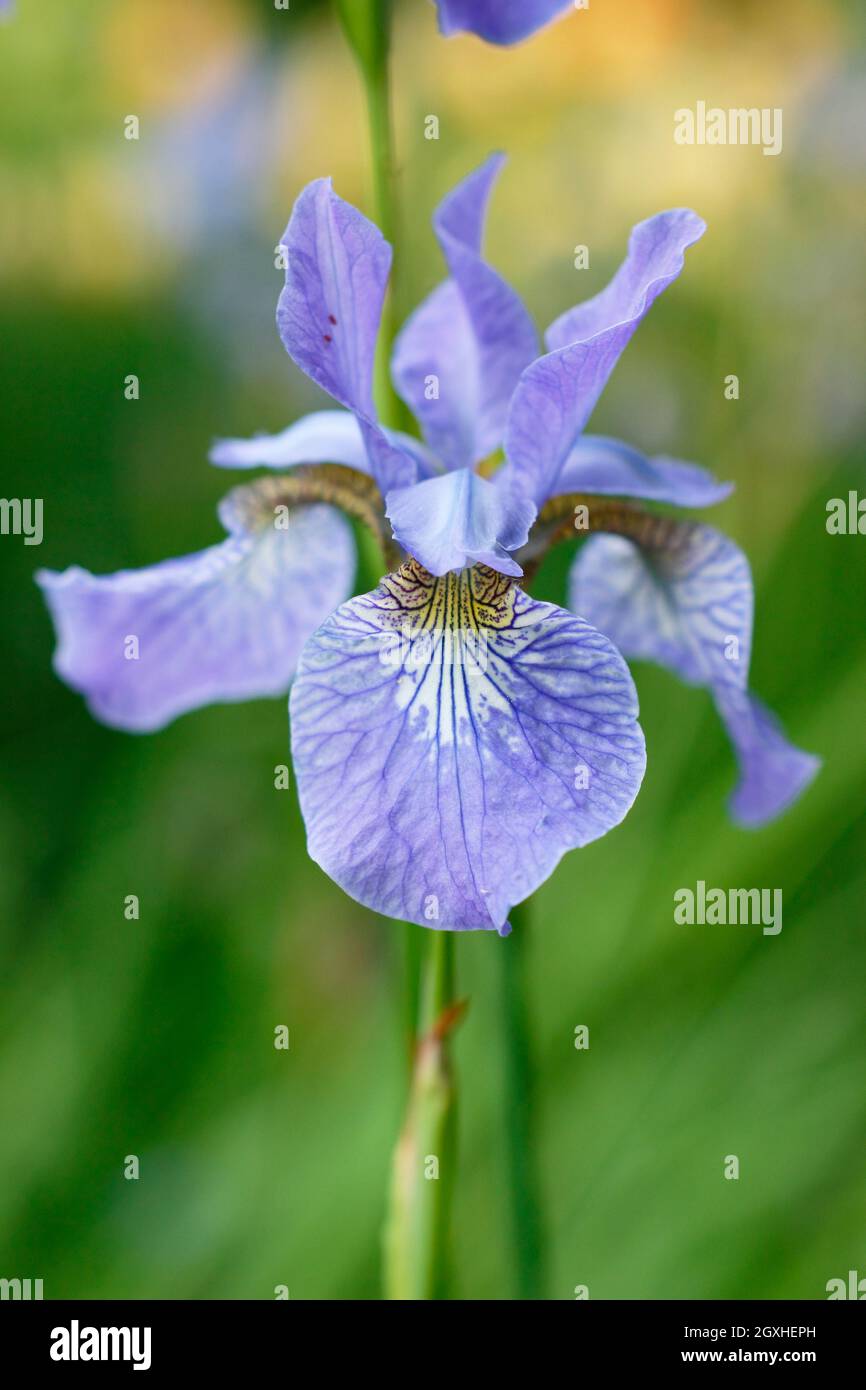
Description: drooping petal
715,688,821,828
385,469,535,577
290,560,646,933
391,154,537,468
551,434,733,508
569,525,753,691
506,209,706,505
569,522,818,823
36,492,354,733
434,0,572,46
277,178,390,421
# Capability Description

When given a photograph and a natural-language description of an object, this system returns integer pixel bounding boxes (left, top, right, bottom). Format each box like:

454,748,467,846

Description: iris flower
38,156,819,934
433,0,572,45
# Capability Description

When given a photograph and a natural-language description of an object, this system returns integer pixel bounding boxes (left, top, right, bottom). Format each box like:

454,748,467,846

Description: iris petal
290,560,646,932
36,494,354,733
277,178,390,420
392,154,537,468
570,525,753,691
385,469,535,577
552,434,733,508
209,410,372,472
209,408,438,482
434,0,572,45
276,179,420,493
506,209,706,505
715,688,821,828
569,523,819,824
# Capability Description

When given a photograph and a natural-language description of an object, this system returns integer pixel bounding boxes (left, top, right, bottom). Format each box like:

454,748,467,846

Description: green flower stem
401,918,423,1057
335,0,463,1301
383,931,462,1300
334,0,404,429
336,0,417,1069
500,900,545,1299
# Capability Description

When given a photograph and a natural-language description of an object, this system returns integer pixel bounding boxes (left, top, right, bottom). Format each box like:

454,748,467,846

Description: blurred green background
1,0,864,1300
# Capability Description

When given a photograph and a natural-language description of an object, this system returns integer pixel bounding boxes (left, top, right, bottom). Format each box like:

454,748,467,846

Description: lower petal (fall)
715,687,821,828
37,498,354,733
290,560,646,932
569,523,819,824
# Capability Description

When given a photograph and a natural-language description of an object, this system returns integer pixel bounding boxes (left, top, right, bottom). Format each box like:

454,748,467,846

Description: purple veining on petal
434,0,572,46
392,155,537,469
36,496,354,733
570,523,819,824
290,562,646,932
506,209,706,506
570,525,753,692
552,434,733,508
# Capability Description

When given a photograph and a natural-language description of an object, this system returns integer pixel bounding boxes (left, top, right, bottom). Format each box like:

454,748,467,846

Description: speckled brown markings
223,466,670,599
377,558,517,635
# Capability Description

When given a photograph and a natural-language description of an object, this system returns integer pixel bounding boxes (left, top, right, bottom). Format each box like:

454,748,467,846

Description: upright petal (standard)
506,210,706,505
392,155,537,468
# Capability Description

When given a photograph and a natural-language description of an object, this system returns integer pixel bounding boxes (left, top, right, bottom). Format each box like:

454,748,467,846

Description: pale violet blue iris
433,0,572,45
37,156,819,933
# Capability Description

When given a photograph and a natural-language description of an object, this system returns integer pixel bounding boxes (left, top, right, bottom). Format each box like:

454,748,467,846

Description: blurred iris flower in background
433,0,572,46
